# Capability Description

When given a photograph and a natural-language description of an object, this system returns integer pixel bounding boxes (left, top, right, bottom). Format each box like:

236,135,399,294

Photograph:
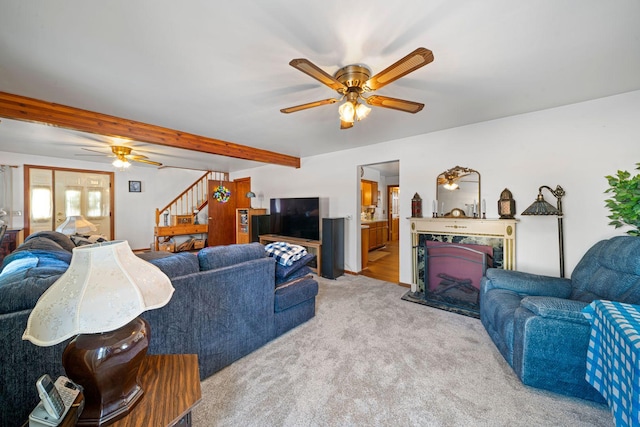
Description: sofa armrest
520,296,590,325
482,268,572,298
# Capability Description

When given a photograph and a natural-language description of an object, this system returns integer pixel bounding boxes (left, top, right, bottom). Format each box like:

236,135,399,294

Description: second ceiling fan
281,47,434,129
78,145,162,168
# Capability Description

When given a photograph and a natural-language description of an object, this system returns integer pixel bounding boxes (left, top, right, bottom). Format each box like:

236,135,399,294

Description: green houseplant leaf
604,163,640,236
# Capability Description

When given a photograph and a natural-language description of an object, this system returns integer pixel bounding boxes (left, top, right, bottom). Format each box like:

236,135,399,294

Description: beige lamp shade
23,240,174,346
55,215,98,235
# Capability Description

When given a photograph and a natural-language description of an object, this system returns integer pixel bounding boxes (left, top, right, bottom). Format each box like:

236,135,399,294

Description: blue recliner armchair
480,235,640,402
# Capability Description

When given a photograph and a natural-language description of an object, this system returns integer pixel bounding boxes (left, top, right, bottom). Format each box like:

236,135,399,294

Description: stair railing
155,170,228,227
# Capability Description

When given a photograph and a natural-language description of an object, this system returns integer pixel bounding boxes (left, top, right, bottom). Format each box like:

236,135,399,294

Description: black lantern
411,193,423,218
498,188,516,219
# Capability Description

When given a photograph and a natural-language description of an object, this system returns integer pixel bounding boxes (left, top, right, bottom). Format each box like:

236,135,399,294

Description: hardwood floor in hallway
360,239,399,283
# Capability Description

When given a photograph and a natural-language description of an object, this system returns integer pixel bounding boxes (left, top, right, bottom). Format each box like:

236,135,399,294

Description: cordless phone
29,375,81,427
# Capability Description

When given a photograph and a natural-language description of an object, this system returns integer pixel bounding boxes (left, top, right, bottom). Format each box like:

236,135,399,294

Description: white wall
0,152,203,250
231,90,640,283
3,90,638,271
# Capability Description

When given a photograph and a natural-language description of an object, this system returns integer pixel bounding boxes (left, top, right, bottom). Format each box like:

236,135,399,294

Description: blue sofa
0,232,318,425
480,235,640,402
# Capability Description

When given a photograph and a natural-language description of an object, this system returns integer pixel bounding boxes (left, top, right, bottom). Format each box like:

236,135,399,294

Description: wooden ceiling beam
0,92,300,168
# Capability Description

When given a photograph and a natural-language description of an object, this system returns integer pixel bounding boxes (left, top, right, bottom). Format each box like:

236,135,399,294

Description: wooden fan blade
79,147,111,155
365,47,434,91
365,95,424,113
280,98,339,114
289,59,347,92
129,157,162,166
126,154,150,160
340,120,354,130
158,165,210,171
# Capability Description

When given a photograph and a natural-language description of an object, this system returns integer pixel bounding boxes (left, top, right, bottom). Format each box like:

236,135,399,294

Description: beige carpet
367,249,390,262
192,275,611,426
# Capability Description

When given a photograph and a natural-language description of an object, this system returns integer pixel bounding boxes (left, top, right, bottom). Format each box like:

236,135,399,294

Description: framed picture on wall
129,180,141,193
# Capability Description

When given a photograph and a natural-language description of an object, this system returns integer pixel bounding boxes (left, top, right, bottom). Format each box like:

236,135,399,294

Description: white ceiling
1,1,639,172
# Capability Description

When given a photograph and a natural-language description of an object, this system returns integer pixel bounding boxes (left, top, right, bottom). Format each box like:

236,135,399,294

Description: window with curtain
86,188,104,218
64,187,82,217
31,186,52,221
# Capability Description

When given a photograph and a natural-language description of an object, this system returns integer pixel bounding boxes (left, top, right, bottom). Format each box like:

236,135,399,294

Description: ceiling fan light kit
281,47,434,129
112,158,131,169
79,144,163,169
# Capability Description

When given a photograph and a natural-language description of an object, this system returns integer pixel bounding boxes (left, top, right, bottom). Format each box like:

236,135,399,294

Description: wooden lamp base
62,317,150,426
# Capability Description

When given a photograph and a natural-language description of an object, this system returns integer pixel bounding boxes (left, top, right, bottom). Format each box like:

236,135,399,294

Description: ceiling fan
78,145,163,168
280,47,434,129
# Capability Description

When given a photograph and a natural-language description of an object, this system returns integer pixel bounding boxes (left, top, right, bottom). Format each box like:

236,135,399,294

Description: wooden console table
259,234,322,274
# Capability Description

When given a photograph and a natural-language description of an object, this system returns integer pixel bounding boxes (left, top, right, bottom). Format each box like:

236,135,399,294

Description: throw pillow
276,265,312,286
275,252,316,280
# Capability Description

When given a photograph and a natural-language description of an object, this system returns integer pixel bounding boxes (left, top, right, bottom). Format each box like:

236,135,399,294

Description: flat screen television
270,197,320,241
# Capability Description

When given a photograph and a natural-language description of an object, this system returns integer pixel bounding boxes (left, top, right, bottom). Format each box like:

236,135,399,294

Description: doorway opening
359,161,399,283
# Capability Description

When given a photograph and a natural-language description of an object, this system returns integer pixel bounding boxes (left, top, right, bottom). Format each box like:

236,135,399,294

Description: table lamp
23,240,174,425
246,191,256,209
55,215,97,235
521,185,566,278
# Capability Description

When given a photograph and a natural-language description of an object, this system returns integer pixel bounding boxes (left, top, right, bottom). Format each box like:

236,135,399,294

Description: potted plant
605,162,640,236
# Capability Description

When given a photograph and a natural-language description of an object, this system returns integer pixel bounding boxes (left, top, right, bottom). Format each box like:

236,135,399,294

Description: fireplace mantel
410,217,517,292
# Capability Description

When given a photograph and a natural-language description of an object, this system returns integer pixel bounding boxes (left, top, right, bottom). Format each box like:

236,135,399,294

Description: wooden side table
0,228,23,264
110,354,201,427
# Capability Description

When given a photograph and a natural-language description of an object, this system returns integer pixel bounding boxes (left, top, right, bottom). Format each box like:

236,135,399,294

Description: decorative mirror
436,166,481,218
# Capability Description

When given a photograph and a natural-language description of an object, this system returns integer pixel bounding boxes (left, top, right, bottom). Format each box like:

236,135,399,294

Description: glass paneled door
26,165,114,239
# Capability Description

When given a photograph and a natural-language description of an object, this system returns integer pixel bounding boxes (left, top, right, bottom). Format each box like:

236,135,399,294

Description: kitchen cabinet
364,220,388,251
361,180,378,206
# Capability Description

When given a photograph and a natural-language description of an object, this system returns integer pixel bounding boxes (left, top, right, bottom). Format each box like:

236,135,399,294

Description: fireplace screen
421,241,493,317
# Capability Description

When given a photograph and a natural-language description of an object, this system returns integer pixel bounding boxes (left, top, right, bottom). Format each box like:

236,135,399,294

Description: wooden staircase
153,171,228,251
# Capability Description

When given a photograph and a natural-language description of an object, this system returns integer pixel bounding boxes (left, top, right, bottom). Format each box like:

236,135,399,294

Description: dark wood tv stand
258,234,322,275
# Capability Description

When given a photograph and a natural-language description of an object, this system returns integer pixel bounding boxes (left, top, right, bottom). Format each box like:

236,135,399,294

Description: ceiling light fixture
112,158,131,169
337,85,371,126
111,146,132,169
